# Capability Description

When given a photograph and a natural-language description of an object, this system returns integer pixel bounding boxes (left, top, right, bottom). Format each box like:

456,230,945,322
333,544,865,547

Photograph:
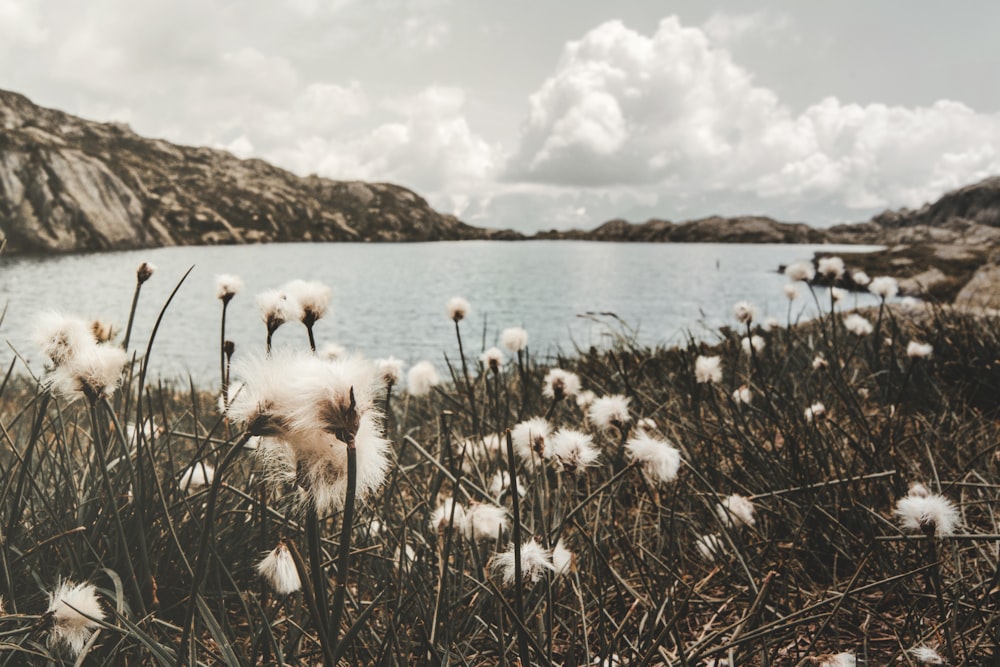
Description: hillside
0,89,520,254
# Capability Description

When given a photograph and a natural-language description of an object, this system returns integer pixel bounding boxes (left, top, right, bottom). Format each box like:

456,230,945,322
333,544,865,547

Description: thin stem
329,443,358,662
504,429,532,666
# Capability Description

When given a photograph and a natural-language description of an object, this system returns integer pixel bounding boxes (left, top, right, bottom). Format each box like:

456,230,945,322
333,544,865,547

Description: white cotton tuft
215,274,244,302
256,541,301,595
869,276,899,299
695,534,727,562
784,261,815,282
375,357,405,386
463,503,509,541
732,384,752,406
47,342,128,402
695,355,722,384
511,417,552,467
180,462,215,494
407,360,440,397
500,326,529,353
907,341,933,358
851,270,871,286
784,283,800,301
542,368,581,400
493,539,554,585
804,402,826,422
588,394,631,429
895,491,959,537
319,342,347,361
733,301,757,324
741,335,766,355
908,645,944,664
819,653,855,667
47,579,106,656
480,346,504,372
716,494,755,528
552,540,574,576
843,314,873,336
282,279,332,325
430,498,467,533
550,429,600,474
625,433,681,484
817,256,845,279
447,296,470,322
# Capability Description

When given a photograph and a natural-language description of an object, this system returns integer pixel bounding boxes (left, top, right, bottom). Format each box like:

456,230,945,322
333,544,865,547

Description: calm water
0,241,882,385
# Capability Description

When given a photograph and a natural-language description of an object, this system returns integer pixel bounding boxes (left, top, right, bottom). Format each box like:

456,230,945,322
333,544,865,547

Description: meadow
0,258,997,666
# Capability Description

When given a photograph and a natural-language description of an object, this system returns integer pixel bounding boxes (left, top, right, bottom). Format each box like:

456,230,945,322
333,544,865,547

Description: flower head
817,256,845,280
819,653,855,667
215,274,244,303
180,462,215,494
407,361,440,397
550,429,600,474
500,326,529,353
908,645,944,665
783,283,800,301
256,541,301,595
511,417,552,467
695,355,722,384
257,289,300,335
447,296,470,322
625,433,681,484
320,342,346,361
784,261,815,282
282,279,332,327
695,534,727,562
843,313,873,336
374,357,405,386
33,312,97,368
493,538,554,585
46,579,105,656
430,497,467,533
895,491,959,537
907,341,933,358
716,494,755,528
489,470,526,499
732,384,752,406
552,540,574,576
831,287,847,303
869,276,899,299
805,402,826,422
47,342,128,403
576,389,597,409
542,368,581,401
812,354,828,370
733,301,757,324
741,335,766,355
588,394,631,429
851,270,871,286
464,502,509,541
480,347,504,372
136,262,156,285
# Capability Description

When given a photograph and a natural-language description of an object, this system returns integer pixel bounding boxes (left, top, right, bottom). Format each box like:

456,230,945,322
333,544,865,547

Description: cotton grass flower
869,275,899,299
831,287,847,303
625,433,681,483
34,312,95,368
895,490,959,537
819,653,855,667
805,402,826,422
550,429,600,474
817,256,845,279
812,354,828,370
843,313,873,336
511,417,552,467
374,356,404,386
136,261,156,284
908,645,944,664
764,316,781,331
320,342,346,360
500,326,529,353
446,296,470,322
47,342,128,403
282,279,331,328
256,541,301,595
430,498,467,532
542,368,581,401
695,355,722,384
851,270,871,286
215,273,244,303
588,394,631,430
257,289,300,342
489,470,526,499
46,579,105,656
479,347,504,372
576,389,597,409
552,540,574,576
695,534,727,562
90,319,116,344
907,341,933,358
741,335,765,354
716,494,755,528
783,283,800,300
464,502,509,541
493,538,554,585
732,384,752,406
784,261,815,282
732,301,757,324
180,462,215,494
407,360,439,397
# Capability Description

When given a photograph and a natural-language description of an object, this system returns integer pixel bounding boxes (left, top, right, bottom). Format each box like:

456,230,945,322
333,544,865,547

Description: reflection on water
0,241,882,385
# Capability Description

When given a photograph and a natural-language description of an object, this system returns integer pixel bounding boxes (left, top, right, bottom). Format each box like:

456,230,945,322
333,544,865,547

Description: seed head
716,494,755,528
136,261,156,284
46,579,105,657
843,314,873,336
869,276,899,299
256,541,301,595
895,491,959,537
784,283,800,300
407,361,440,397
282,279,332,327
493,538,554,585
463,502,509,541
479,347,504,373
695,355,723,384
215,274,244,303
907,341,933,359
741,335,766,355
784,261,815,282
550,429,600,474
511,417,552,468
733,301,757,324
625,433,681,484
500,326,529,352
588,394,631,430
817,256,845,280
542,368,581,401
447,296,470,322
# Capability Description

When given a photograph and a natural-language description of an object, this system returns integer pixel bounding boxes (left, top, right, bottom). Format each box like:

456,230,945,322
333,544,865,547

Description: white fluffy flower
851,270,871,286
812,354,829,370
869,276,899,299
695,534,727,562
407,360,440,397
733,301,757,324
500,326,529,353
256,541,301,595
282,279,332,326
576,389,597,409
895,492,959,537
493,539,555,585
47,342,128,402
731,384,752,406
180,462,215,494
447,296,470,322
588,394,631,429
375,357,405,386
908,645,944,664
907,341,933,359
695,355,722,384
550,429,600,474
511,417,552,466
430,497,467,532
215,273,244,302
843,314,873,336
552,540,574,576
817,256,845,279
764,316,781,331
804,402,827,422
464,502,509,541
489,470,526,499
783,283,800,301
136,261,156,283
741,335,766,355
716,494,755,528
831,287,847,303
47,579,106,656
34,312,95,367
625,433,681,483
784,261,815,282
819,653,855,667
542,368,581,400
320,342,346,360
480,347,504,372
257,289,300,333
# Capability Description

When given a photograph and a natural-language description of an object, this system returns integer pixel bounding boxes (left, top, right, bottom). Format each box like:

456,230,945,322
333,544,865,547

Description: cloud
701,11,792,46
505,17,1000,222
0,0,48,47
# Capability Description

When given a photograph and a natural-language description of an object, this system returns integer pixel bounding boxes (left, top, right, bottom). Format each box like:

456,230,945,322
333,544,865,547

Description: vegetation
0,262,998,666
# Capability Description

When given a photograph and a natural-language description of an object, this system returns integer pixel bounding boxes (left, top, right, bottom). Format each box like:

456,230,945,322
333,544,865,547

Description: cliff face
536,215,826,243
0,89,518,254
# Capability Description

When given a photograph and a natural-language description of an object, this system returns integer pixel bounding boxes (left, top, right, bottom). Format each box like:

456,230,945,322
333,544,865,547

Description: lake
0,241,882,386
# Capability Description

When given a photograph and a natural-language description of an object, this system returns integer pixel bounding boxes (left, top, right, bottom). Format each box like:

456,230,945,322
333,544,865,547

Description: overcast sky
3,1,1000,231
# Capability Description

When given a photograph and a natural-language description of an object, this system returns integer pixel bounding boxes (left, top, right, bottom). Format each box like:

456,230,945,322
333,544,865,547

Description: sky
2,1,1000,232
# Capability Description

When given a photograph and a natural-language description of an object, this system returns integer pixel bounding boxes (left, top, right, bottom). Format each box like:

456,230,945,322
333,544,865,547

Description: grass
0,266,998,666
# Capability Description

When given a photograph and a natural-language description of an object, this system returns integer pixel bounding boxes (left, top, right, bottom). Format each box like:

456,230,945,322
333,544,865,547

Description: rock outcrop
536,215,825,244
0,89,519,254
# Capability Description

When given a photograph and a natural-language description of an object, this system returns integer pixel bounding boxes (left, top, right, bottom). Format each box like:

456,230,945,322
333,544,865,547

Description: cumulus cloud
505,17,1000,221
702,11,793,46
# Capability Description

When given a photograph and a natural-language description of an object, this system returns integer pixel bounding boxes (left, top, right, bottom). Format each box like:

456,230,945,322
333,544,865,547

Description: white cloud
505,17,1000,221
702,11,792,46
0,0,48,46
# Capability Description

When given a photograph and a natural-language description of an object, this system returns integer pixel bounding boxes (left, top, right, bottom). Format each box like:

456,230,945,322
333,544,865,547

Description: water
0,241,882,385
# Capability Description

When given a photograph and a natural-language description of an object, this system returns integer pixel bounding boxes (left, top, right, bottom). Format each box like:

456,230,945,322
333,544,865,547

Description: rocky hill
536,215,826,244
0,89,520,254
